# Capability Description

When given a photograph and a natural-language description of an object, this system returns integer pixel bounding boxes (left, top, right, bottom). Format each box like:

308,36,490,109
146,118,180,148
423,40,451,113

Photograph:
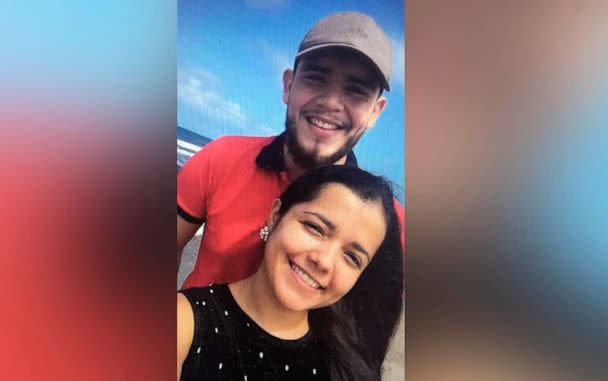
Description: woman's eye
302,221,323,236
344,252,362,268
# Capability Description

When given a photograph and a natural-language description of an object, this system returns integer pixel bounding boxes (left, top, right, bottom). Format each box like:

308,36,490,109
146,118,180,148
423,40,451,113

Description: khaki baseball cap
296,11,393,91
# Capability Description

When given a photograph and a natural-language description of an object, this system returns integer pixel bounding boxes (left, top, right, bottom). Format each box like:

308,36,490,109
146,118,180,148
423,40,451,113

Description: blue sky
178,0,405,198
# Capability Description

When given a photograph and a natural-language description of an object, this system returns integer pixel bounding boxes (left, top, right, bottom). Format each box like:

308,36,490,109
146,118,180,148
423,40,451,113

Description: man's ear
282,69,294,105
365,95,388,129
268,198,282,231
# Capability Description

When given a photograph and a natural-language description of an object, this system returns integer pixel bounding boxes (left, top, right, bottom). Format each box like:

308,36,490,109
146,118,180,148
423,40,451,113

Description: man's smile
305,116,345,131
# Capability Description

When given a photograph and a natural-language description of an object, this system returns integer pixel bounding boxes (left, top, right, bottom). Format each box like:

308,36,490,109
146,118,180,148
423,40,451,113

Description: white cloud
390,37,405,91
245,0,287,10
256,39,293,88
177,69,248,126
178,68,220,89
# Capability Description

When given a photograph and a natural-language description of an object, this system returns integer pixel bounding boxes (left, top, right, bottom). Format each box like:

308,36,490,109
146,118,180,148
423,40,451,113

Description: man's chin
285,124,349,168
302,152,344,168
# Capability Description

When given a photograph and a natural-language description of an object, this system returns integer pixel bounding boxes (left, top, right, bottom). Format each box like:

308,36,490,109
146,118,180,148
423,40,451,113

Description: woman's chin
275,288,314,312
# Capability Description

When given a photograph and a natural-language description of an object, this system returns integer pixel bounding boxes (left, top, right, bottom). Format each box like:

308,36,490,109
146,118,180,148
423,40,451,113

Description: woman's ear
268,199,282,231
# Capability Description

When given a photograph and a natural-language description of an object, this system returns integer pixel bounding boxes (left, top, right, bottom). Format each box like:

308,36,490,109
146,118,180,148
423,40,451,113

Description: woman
177,165,404,381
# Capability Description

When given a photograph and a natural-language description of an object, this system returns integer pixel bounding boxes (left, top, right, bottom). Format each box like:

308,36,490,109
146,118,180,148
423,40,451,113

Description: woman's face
261,183,386,312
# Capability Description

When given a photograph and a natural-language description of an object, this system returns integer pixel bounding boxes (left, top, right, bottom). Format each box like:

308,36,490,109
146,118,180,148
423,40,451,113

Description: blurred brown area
406,1,608,380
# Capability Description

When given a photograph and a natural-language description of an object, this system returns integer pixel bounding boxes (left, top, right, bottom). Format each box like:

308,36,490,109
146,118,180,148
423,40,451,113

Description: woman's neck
229,272,309,340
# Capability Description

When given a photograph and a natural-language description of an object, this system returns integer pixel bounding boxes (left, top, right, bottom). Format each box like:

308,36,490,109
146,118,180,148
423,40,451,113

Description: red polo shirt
177,133,403,288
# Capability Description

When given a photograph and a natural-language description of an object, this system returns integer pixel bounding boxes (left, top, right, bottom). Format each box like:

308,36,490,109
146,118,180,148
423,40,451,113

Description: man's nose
315,85,345,111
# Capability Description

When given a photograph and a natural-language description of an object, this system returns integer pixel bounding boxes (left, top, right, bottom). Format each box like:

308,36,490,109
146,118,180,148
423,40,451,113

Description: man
177,11,404,289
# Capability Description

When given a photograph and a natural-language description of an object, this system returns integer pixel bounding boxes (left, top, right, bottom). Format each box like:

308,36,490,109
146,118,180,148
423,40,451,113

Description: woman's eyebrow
303,211,335,230
351,242,372,264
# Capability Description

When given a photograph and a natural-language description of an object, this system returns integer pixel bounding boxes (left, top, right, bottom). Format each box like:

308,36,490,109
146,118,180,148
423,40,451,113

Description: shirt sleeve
177,139,221,224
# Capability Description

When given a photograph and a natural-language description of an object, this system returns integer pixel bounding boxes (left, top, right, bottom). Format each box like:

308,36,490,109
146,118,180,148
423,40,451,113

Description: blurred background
406,1,608,380
0,0,606,380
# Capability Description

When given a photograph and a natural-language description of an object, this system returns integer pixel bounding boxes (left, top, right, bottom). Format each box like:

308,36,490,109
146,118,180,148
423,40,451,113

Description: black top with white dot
180,285,329,381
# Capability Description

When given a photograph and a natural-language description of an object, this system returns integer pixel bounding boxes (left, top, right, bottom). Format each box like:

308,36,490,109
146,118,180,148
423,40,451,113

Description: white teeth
310,117,339,130
290,262,321,289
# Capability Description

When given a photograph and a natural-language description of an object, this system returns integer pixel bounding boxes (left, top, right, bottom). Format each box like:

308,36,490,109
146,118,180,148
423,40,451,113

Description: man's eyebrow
299,62,331,75
351,242,372,264
303,211,335,230
346,75,376,91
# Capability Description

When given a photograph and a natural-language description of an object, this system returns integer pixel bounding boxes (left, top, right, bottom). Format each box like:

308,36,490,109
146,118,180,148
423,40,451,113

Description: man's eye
302,221,324,236
347,86,370,97
344,251,362,268
304,74,324,82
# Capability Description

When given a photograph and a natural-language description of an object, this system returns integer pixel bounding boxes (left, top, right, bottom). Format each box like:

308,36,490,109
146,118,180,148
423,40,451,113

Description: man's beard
284,115,363,170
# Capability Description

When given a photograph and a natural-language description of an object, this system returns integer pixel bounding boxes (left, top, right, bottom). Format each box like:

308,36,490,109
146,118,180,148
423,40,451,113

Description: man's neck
229,272,309,340
282,143,347,182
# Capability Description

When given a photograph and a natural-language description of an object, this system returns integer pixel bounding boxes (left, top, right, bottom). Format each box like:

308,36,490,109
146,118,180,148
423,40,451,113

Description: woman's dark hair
275,165,404,381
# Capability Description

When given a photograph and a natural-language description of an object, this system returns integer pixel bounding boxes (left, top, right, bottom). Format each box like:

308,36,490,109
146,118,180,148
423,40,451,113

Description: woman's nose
307,241,341,272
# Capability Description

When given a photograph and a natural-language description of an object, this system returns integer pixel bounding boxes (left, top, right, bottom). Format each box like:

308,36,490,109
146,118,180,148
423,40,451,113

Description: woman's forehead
291,184,383,221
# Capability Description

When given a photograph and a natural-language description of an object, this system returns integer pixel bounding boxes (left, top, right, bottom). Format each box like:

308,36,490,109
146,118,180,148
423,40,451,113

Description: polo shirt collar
255,132,358,171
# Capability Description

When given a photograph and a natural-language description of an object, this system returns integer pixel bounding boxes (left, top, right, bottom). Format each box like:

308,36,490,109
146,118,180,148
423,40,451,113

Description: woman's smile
288,259,324,290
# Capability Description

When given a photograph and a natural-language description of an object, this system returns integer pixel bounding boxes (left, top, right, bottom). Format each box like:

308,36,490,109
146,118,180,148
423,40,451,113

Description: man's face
282,49,387,169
